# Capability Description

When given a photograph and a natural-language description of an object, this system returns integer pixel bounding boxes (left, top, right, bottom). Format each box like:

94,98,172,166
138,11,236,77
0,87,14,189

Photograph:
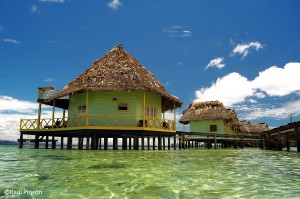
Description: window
145,107,157,117
78,105,86,116
210,125,217,132
118,103,128,111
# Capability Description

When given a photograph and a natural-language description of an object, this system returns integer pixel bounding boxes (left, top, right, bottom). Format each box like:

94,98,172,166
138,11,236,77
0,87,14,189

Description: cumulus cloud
2,38,21,44
195,62,300,107
205,57,225,70
231,41,263,58
0,95,61,141
107,0,121,10
253,63,300,96
162,26,192,38
195,72,254,106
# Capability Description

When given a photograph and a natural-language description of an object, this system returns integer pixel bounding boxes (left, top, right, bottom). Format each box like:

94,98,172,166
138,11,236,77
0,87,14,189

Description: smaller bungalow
179,101,239,134
239,121,269,135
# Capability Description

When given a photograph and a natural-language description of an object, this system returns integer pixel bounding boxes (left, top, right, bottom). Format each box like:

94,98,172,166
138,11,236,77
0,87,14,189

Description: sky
1,0,300,141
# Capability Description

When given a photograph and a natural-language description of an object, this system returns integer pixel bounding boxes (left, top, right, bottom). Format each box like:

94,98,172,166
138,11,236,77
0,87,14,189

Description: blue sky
1,0,300,140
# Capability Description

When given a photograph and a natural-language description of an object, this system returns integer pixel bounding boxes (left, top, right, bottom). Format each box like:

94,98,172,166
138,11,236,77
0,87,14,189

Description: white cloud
253,63,300,96
195,62,300,107
163,26,192,38
0,95,62,141
2,38,21,44
31,4,38,13
205,57,225,70
237,100,300,121
39,0,64,3
231,41,263,58
44,78,54,82
195,72,254,106
0,96,37,113
107,0,121,10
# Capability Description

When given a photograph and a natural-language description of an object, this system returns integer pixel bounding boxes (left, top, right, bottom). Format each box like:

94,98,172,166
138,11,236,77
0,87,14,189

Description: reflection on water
0,146,300,198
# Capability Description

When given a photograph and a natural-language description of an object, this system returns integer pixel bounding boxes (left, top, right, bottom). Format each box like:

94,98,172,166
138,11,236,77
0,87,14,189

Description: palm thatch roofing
239,121,269,133
179,101,233,125
47,45,182,110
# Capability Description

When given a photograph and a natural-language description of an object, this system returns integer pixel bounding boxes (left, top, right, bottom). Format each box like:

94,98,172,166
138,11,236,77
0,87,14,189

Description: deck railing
20,114,176,131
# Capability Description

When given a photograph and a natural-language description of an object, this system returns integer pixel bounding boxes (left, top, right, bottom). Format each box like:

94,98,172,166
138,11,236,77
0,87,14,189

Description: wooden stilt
134,134,139,150
277,132,282,151
173,135,176,150
19,133,23,148
129,137,132,150
52,136,56,149
147,137,150,150
141,132,144,150
294,125,300,152
34,135,39,149
45,136,49,149
214,135,217,149
67,136,72,149
60,136,64,149
95,136,99,150
285,134,290,151
113,135,118,150
104,136,108,150
240,136,244,149
99,137,102,150
122,135,127,150
86,135,90,150
153,137,155,150
158,134,162,150
168,137,171,150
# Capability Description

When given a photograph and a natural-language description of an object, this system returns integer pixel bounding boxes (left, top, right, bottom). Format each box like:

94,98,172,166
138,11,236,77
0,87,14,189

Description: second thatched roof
239,121,269,133
179,101,233,124
47,45,182,110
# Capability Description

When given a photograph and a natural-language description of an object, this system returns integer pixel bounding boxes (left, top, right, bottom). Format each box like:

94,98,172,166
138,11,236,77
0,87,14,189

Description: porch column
37,102,42,129
52,100,56,128
85,91,89,127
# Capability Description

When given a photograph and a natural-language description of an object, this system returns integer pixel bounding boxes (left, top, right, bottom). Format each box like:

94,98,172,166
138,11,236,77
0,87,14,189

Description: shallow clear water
0,146,300,199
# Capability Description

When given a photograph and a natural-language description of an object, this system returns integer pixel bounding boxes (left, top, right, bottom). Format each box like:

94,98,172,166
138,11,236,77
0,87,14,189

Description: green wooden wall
190,120,231,134
68,90,162,127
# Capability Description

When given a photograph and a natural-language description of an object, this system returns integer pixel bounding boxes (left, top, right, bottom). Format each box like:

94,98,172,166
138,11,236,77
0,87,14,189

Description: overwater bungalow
19,45,183,150
239,121,269,135
179,101,239,134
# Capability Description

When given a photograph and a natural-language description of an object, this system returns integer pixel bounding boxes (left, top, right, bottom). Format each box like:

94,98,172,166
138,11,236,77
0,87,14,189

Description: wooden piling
168,137,171,150
147,137,150,150
141,133,144,150
129,137,132,150
173,135,176,150
45,136,49,149
34,135,39,149
19,133,23,148
294,125,300,152
67,136,72,149
113,135,118,150
153,137,155,150
52,136,56,149
104,136,108,150
86,135,90,150
122,135,127,150
60,136,64,149
134,134,139,150
285,134,290,151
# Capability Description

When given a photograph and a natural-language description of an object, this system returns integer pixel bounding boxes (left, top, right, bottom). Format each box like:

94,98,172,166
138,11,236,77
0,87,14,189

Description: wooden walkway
260,121,300,152
176,131,260,149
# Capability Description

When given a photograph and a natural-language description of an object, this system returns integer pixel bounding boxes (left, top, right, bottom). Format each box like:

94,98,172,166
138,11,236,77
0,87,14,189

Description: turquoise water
0,146,300,199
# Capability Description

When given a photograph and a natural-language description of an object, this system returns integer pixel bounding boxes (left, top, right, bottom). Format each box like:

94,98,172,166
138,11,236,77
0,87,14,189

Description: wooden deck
260,121,300,152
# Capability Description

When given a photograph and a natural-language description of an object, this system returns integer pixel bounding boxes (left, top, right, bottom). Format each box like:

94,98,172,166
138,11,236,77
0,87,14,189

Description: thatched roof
239,121,269,133
47,45,182,110
179,101,232,124
227,109,240,127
